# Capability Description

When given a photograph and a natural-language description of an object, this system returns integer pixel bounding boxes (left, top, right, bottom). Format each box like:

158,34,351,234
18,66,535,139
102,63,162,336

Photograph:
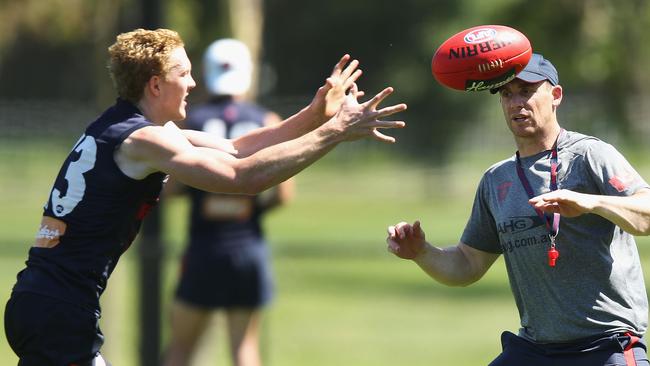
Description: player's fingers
364,87,395,109
371,129,396,144
347,82,362,101
342,69,363,90
317,77,335,95
215,143,238,155
373,120,406,130
376,103,408,118
331,54,351,76
347,82,366,98
349,82,358,94
340,59,360,80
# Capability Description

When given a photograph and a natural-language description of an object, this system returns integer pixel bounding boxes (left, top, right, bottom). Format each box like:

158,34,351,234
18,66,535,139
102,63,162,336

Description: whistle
548,247,559,267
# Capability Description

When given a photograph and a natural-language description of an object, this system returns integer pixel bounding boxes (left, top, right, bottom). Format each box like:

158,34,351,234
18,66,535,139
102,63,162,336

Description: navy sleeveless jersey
13,98,166,313
184,97,268,250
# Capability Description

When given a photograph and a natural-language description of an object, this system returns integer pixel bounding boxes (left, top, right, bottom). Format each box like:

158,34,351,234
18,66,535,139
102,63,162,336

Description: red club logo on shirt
608,173,636,192
497,181,513,202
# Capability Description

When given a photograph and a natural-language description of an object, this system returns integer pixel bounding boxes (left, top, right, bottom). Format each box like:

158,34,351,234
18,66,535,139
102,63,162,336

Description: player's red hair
108,28,185,103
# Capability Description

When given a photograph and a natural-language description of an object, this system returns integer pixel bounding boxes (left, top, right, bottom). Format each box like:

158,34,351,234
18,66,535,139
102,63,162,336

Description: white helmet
203,38,253,96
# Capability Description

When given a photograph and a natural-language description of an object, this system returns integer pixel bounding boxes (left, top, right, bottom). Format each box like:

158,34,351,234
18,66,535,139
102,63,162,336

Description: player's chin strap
624,332,640,366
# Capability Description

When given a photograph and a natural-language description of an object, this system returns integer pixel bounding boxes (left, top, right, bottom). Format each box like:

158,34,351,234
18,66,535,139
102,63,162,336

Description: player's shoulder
121,124,168,147
87,99,153,142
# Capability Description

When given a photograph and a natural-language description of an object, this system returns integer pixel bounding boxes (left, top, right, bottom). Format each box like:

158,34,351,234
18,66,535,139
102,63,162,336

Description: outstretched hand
387,220,427,259
327,84,407,143
529,189,596,217
309,54,363,124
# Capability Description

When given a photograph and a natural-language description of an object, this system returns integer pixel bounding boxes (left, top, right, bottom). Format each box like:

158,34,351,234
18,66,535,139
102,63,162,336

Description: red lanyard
515,132,562,267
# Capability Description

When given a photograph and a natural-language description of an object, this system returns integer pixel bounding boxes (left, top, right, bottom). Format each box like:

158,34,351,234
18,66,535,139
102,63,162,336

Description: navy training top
13,98,167,314
184,97,269,250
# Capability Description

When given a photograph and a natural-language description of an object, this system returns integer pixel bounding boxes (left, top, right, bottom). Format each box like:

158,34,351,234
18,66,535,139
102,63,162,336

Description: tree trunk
227,0,265,98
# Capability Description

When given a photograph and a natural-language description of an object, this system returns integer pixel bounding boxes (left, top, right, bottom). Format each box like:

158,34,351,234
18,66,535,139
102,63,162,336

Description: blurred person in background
4,28,406,366
163,38,294,366
387,53,650,366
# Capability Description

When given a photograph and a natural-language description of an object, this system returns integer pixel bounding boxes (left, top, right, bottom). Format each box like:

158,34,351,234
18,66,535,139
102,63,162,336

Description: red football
431,25,532,92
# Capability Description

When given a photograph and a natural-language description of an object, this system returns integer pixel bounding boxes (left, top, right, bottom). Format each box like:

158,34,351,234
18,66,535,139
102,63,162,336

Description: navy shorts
4,291,107,366
175,241,273,308
489,331,649,366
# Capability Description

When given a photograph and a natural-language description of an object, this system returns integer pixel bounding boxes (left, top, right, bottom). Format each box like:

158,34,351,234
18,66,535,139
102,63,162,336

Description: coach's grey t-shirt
461,130,649,343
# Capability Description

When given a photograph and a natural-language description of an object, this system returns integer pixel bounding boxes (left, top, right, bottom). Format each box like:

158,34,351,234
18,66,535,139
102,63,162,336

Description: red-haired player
5,28,406,366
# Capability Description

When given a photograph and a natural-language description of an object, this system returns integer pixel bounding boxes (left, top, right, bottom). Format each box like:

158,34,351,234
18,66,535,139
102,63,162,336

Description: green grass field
1,141,649,365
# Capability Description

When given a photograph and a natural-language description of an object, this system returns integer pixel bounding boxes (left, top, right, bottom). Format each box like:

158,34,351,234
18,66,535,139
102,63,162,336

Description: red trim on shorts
624,332,640,366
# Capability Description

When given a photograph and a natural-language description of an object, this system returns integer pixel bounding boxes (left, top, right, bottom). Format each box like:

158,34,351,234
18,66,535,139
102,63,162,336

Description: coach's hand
387,220,427,260
529,189,596,217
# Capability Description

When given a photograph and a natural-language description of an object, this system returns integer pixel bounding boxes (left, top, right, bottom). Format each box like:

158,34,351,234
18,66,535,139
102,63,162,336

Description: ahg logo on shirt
497,216,540,234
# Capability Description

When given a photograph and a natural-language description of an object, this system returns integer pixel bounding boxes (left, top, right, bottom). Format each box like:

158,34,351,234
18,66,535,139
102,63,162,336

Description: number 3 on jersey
50,134,97,217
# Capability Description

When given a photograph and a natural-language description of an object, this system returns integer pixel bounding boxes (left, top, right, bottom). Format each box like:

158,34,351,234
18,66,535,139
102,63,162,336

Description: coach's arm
529,188,650,236
387,220,500,287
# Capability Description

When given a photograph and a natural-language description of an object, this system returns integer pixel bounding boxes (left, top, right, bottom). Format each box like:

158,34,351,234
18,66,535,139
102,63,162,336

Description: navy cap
491,53,559,94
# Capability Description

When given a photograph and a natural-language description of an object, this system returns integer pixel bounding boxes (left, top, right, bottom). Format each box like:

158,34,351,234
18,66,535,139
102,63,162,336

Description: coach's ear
551,84,563,108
